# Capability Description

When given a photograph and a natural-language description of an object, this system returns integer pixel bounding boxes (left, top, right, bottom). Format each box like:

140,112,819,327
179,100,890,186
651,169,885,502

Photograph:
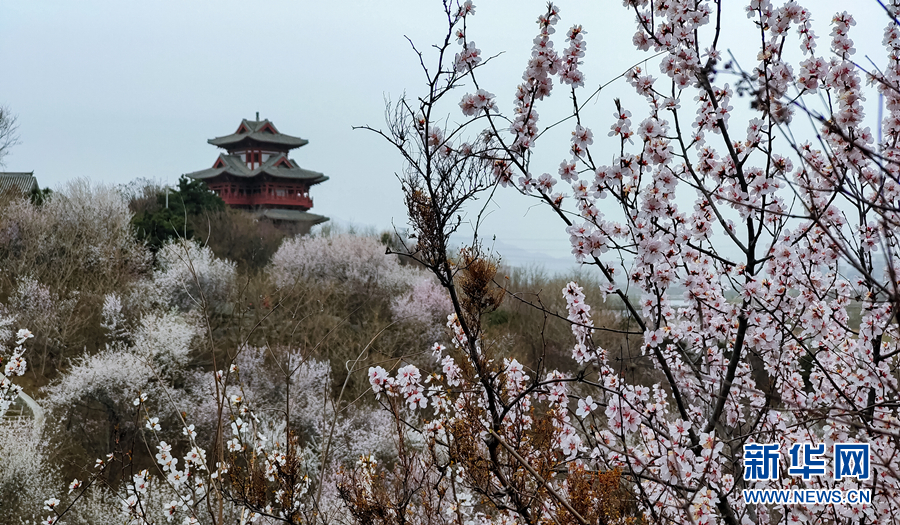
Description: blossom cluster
0,328,33,418
371,0,900,523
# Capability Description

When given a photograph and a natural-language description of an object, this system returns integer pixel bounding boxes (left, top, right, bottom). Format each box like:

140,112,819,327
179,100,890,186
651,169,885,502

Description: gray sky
0,1,888,272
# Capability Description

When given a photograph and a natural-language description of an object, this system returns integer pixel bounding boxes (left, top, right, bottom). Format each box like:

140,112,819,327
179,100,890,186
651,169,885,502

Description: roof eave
207,135,309,149
185,167,229,180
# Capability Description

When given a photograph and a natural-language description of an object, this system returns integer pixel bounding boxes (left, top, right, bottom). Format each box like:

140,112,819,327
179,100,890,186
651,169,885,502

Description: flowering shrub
43,310,198,470
6,276,78,373
0,223,453,523
154,239,237,312
390,276,453,340
1,327,33,419
183,348,395,467
270,232,452,351
48,311,197,409
269,233,419,293
0,419,54,522
36,352,395,525
101,292,130,342
0,180,150,376
0,178,149,296
358,1,900,524
0,190,445,524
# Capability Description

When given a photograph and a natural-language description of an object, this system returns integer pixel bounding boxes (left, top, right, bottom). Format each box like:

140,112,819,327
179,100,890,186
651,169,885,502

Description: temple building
185,116,328,232
0,172,38,196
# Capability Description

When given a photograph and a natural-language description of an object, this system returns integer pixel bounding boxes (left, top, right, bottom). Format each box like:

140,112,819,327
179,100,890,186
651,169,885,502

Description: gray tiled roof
208,119,309,149
253,209,329,224
0,172,38,194
185,153,328,185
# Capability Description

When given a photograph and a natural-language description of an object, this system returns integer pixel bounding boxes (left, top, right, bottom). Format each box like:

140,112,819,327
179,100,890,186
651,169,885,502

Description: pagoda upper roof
185,153,328,184
208,118,309,150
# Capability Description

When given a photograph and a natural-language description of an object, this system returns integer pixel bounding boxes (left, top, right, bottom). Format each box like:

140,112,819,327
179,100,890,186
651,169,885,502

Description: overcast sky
0,1,889,272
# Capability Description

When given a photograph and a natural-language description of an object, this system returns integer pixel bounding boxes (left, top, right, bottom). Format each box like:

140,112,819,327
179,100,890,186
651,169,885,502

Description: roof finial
256,111,259,122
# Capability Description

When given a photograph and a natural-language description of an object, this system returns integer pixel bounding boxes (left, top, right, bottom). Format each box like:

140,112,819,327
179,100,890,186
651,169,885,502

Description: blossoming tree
358,1,900,524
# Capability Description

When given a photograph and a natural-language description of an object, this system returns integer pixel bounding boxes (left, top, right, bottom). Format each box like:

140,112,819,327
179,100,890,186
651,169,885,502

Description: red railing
219,193,313,209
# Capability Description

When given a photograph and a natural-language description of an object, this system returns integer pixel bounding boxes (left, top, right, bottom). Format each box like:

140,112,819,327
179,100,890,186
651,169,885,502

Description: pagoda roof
208,119,309,150
185,153,328,185
0,172,38,194
253,209,329,224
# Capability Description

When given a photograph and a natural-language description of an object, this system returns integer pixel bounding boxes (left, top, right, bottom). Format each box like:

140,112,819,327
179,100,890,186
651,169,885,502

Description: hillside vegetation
0,179,629,523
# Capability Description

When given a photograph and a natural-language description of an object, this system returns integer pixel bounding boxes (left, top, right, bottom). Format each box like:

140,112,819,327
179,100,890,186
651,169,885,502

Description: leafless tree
0,105,20,166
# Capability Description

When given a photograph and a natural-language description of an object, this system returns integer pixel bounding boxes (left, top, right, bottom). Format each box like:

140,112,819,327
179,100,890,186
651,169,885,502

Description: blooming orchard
3,1,900,524
363,1,900,524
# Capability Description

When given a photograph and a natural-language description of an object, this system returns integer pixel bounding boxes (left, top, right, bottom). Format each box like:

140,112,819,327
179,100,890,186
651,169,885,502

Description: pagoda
185,115,328,232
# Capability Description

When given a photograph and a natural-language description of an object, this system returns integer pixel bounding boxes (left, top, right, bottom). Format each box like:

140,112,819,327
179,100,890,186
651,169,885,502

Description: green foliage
29,186,52,206
132,205,190,250
128,177,308,271
173,175,226,216
131,175,224,250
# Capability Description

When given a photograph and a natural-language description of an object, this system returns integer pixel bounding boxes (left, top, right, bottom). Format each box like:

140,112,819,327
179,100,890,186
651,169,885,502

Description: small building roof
0,172,38,194
253,209,329,224
208,119,309,150
185,153,328,185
